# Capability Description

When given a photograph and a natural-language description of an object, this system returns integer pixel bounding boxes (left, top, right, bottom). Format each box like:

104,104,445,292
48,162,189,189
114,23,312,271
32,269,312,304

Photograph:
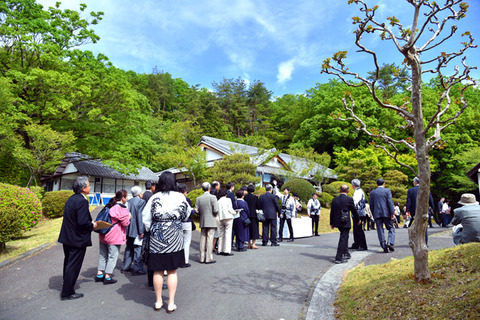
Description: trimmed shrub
29,186,45,200
325,181,354,197
281,179,316,203
0,183,43,251
187,188,204,208
42,190,75,218
319,193,334,208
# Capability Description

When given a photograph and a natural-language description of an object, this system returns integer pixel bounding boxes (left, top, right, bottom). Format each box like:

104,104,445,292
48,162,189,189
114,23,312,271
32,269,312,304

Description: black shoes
94,275,105,282
237,248,247,252
343,254,351,260
278,239,283,242
262,243,268,246
287,239,294,242
271,243,280,246
356,247,368,251
387,244,395,252
334,259,348,264
220,253,234,256
131,270,146,276
103,277,117,285
348,246,359,250
61,293,84,301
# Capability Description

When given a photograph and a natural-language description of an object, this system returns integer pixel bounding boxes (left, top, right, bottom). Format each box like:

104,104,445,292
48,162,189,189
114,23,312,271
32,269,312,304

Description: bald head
340,184,349,194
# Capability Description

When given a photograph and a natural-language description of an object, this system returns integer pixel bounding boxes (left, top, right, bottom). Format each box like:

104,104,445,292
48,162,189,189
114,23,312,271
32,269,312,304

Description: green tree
13,124,75,187
208,153,260,187
367,63,409,101
322,0,476,281
212,77,249,137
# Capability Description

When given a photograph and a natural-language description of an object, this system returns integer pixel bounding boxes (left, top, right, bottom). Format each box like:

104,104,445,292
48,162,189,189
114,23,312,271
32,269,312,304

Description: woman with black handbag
233,190,250,252
244,184,261,249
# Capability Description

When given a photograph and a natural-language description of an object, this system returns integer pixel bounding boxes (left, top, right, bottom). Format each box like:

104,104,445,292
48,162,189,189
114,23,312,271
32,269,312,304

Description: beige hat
458,193,479,206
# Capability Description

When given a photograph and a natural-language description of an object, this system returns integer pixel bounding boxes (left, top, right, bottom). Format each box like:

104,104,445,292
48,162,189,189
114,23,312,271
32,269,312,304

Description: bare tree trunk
407,48,431,282
0,242,6,254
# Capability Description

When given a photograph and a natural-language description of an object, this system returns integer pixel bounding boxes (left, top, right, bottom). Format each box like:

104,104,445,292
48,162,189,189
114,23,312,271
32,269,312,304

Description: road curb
305,250,373,320
0,242,55,270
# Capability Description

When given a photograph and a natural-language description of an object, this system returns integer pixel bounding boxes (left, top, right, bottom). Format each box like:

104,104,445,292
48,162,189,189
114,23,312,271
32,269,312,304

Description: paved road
0,220,454,320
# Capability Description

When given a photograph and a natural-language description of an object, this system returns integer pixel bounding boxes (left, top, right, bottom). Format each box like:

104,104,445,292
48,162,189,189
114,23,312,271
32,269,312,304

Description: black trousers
311,214,319,235
279,217,293,240
351,216,368,249
335,227,350,261
62,244,87,297
262,218,278,244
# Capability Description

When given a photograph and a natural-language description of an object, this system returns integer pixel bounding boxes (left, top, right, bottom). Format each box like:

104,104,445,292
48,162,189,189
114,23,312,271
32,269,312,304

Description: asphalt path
0,218,454,320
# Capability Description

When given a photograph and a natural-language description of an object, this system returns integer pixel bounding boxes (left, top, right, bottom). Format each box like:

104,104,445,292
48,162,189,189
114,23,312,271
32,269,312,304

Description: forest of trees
1,0,479,203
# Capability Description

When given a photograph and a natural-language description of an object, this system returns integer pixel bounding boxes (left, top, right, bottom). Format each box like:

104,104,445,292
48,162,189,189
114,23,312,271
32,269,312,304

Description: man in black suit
406,177,434,243
143,180,156,203
330,184,359,264
58,176,97,300
369,178,396,253
259,184,281,246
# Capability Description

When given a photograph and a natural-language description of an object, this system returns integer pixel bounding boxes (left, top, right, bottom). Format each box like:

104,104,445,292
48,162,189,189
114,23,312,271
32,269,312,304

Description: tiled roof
198,136,336,179
61,153,158,181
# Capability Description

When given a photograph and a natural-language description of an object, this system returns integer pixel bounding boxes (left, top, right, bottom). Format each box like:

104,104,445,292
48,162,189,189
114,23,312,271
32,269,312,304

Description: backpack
356,189,366,217
94,205,117,234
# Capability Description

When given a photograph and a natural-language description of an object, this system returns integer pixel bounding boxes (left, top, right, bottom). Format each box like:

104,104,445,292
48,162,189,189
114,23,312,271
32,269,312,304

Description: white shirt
307,198,321,215
353,187,365,206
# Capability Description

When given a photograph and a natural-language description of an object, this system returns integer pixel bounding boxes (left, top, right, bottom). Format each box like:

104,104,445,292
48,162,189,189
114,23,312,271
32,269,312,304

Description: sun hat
458,193,479,206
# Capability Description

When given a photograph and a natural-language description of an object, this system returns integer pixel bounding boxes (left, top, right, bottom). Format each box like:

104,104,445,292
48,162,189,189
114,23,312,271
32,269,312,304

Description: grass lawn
335,242,480,319
0,217,63,263
0,206,97,264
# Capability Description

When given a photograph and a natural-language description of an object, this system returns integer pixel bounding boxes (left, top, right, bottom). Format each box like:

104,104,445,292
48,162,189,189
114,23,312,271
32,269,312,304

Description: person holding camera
307,193,321,236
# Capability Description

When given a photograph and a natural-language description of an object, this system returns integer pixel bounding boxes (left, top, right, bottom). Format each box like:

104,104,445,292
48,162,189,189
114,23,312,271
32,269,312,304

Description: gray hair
72,176,89,194
131,186,142,197
201,182,211,192
351,179,361,187
413,177,420,184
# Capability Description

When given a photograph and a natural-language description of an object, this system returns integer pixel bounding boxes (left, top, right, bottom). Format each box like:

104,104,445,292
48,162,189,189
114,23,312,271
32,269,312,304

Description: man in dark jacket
330,184,359,264
406,177,434,243
122,186,146,275
369,178,396,253
58,176,96,300
259,184,281,246
143,180,155,203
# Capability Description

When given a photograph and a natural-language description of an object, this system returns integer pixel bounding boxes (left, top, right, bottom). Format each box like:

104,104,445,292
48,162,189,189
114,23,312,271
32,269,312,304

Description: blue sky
38,0,480,97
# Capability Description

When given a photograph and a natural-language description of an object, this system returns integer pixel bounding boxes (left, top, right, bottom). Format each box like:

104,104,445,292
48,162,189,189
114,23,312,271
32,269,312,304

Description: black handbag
340,210,350,224
242,218,251,227
191,220,196,231
141,232,150,264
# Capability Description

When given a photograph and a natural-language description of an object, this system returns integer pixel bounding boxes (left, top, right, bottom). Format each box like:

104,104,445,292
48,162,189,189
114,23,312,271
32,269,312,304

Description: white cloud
277,60,295,83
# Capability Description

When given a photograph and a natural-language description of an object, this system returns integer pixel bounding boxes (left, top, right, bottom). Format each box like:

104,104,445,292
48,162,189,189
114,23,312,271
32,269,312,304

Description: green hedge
319,193,334,208
281,179,316,203
29,186,45,200
0,183,43,251
42,190,75,218
324,181,354,197
187,188,204,208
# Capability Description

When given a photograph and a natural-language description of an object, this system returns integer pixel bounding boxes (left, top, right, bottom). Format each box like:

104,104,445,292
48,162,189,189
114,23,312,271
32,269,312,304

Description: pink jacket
99,203,130,245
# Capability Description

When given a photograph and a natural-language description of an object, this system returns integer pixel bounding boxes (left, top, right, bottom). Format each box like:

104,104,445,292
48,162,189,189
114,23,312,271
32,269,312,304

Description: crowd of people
58,174,480,312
